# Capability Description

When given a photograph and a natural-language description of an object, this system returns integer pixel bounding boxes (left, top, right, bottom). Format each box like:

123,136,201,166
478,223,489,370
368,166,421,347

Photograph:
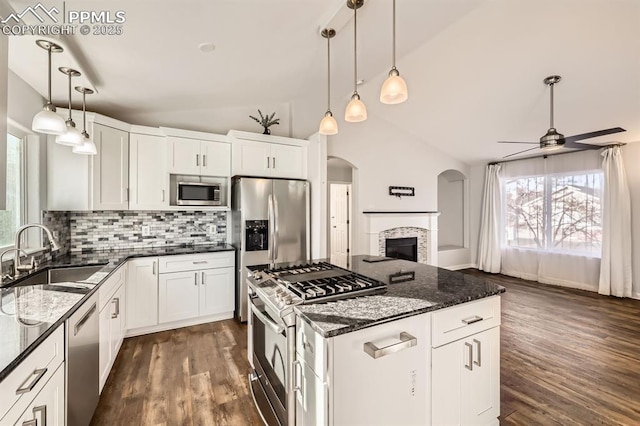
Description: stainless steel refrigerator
232,177,310,321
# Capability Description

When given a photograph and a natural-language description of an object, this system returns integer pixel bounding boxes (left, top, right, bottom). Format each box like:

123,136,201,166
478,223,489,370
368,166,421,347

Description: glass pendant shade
32,105,66,135
56,121,84,146
319,111,338,135
345,93,367,122
380,69,408,104
72,132,97,155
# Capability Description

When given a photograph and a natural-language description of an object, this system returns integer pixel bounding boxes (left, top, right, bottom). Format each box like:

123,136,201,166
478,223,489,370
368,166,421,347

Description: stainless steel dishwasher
66,293,99,426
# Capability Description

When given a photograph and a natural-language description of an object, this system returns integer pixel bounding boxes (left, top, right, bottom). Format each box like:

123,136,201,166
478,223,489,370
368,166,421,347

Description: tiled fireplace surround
366,212,440,266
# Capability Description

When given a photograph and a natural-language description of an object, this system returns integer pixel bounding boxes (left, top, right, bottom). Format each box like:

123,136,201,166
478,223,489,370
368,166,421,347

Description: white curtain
599,146,632,297
477,164,502,273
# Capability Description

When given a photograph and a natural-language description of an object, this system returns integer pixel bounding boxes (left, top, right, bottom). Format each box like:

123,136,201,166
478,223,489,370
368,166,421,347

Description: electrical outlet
208,225,217,234
141,225,151,236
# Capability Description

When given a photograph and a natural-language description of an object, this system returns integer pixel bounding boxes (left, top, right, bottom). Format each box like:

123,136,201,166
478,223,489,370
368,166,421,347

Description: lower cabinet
99,283,126,392
126,257,159,330
200,267,234,316
14,364,65,426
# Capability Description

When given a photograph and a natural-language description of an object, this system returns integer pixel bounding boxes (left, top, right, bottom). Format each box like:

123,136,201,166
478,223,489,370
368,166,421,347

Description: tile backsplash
46,210,227,252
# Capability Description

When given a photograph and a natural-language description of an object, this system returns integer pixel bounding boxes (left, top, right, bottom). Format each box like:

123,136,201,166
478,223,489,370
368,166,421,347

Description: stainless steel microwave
176,181,222,206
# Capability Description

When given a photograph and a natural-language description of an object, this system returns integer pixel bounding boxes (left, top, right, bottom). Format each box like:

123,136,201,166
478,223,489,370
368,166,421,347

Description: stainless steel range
247,262,386,426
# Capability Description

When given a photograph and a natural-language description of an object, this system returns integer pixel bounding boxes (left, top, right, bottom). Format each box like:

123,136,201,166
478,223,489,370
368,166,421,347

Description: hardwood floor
90,320,262,426
462,269,640,425
92,273,640,426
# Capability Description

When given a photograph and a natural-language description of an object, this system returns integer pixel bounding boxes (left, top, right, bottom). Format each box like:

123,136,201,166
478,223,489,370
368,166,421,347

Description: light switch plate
208,225,217,234
141,225,151,236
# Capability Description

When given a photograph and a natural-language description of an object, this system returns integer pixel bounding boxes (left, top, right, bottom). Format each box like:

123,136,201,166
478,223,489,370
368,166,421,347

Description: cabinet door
130,134,168,210
295,358,328,426
14,364,65,426
270,144,305,179
158,271,200,323
110,285,125,359
332,313,430,426
200,141,231,177
99,302,112,392
126,258,158,330
232,139,271,176
432,327,500,426
167,137,201,175
93,123,129,210
199,267,234,316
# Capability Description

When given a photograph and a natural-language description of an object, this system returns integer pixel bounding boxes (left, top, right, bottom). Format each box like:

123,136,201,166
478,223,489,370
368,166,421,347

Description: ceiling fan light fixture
380,0,408,104
32,40,66,135
540,127,564,151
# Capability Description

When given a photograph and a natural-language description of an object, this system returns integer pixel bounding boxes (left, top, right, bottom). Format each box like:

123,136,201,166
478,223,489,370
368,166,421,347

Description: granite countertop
291,256,505,338
0,243,235,382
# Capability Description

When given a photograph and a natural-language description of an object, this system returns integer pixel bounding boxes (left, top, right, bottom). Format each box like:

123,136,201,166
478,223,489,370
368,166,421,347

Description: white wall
469,164,486,268
438,175,464,248
327,115,469,256
327,158,353,183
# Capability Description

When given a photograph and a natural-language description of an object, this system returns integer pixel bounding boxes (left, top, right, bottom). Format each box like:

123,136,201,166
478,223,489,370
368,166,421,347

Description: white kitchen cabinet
126,257,159,330
158,271,201,323
229,130,308,179
130,133,169,210
295,358,328,426
13,364,65,426
93,123,130,210
432,296,501,426
100,282,125,392
199,267,234,316
167,136,231,177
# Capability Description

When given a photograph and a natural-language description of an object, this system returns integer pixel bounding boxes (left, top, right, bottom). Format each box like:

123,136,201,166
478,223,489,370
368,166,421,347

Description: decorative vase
263,127,271,135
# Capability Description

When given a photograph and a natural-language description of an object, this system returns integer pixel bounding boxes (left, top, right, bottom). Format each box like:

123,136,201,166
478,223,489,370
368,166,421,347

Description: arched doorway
327,157,356,266
437,169,470,269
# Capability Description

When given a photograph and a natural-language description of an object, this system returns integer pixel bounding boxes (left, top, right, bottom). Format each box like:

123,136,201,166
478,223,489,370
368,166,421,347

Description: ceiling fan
498,75,626,159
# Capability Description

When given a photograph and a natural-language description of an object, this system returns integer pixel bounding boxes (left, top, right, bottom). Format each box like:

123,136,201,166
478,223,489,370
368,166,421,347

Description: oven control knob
282,295,293,305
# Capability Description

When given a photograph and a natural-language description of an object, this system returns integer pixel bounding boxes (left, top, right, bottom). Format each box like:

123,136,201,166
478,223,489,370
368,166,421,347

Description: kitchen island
248,255,505,426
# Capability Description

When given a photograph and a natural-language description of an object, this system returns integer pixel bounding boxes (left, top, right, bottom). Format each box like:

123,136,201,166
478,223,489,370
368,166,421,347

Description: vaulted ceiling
6,0,640,164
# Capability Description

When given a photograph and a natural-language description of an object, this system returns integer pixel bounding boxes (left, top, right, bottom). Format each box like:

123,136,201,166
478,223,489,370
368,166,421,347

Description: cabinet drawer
296,318,328,381
158,252,234,273
432,296,501,348
99,264,126,311
0,326,64,422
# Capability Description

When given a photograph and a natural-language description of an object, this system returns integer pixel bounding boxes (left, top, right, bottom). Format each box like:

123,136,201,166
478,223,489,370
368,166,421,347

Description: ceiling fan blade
563,141,605,150
502,146,540,159
497,141,538,144
564,127,626,144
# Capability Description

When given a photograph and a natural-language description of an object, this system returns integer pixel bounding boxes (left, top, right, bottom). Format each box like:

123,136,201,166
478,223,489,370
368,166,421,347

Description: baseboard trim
633,292,640,300
442,263,476,271
125,311,234,338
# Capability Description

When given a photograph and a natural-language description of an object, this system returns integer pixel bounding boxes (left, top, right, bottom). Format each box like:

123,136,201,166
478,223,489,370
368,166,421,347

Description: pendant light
344,0,367,122
319,28,338,135
380,0,408,104
55,67,83,146
31,40,66,135
72,87,97,155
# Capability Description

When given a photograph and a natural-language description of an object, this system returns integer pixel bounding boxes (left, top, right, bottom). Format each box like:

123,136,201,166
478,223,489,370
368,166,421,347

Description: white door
199,267,234,316
271,144,305,179
232,140,271,176
200,141,231,177
14,364,65,426
329,184,350,264
93,123,129,210
126,258,158,330
167,136,201,175
129,133,168,209
158,271,200,323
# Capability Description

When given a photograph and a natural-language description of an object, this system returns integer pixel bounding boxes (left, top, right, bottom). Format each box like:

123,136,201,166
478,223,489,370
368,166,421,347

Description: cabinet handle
272,157,276,169
195,272,199,286
473,339,482,367
363,332,417,359
161,189,165,202
462,315,483,325
74,303,97,336
465,342,473,371
16,368,48,395
124,188,129,202
22,420,36,426
196,154,200,167
192,261,207,265
292,360,302,394
266,156,270,169
111,297,120,319
152,261,156,275
201,271,205,285
203,154,207,167
33,405,47,426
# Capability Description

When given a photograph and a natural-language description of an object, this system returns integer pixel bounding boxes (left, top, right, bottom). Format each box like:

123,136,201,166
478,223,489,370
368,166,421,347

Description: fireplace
386,237,418,262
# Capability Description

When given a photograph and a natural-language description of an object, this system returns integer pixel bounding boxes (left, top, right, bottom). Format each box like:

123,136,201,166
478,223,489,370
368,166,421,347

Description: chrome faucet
13,224,61,277
0,248,27,282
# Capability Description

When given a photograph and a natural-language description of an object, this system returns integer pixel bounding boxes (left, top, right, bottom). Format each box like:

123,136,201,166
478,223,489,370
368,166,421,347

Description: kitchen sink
11,264,106,287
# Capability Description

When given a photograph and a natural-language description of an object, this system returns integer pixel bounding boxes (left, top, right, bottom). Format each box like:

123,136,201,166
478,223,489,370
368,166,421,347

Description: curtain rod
488,143,626,166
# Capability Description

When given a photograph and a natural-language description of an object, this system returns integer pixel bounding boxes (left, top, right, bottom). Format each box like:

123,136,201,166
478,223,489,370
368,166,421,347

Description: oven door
249,294,289,426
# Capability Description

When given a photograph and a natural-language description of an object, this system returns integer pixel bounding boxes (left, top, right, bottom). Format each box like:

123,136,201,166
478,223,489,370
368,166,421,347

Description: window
503,171,603,256
0,133,24,248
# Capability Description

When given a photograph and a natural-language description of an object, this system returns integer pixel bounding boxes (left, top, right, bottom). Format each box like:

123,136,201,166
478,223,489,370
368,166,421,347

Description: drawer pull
192,261,208,265
364,332,417,359
465,342,473,370
473,339,482,367
16,368,48,395
33,405,47,426
462,315,484,325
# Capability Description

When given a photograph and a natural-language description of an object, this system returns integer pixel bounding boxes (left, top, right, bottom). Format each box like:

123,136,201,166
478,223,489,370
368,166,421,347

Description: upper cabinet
228,130,308,179
165,130,231,177
129,129,169,210
93,123,129,210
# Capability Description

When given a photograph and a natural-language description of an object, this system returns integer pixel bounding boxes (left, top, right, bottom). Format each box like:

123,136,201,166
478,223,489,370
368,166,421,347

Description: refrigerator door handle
273,195,279,260
267,193,274,265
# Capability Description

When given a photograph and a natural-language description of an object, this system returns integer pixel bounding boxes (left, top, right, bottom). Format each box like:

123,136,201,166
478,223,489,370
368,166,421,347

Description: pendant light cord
353,1,358,95
82,92,87,131
47,47,53,103
327,34,331,111
392,0,396,69
550,83,554,128
67,73,72,121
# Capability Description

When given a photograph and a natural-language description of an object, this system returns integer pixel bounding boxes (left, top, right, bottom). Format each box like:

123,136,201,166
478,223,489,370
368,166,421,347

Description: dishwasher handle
74,303,97,336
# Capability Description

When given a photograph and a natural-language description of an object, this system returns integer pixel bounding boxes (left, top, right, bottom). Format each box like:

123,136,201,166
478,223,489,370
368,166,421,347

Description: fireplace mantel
365,211,439,266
